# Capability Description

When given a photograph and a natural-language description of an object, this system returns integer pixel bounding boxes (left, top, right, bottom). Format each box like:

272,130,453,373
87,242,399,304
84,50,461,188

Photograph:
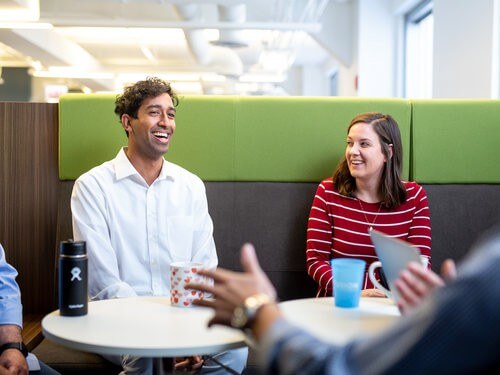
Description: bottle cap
60,240,86,256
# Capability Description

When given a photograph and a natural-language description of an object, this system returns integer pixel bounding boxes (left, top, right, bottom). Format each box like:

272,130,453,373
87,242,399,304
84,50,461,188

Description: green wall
59,94,411,182
59,94,500,183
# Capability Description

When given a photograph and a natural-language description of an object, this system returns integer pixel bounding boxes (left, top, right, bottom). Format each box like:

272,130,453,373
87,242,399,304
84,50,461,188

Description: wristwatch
0,342,28,357
231,293,274,329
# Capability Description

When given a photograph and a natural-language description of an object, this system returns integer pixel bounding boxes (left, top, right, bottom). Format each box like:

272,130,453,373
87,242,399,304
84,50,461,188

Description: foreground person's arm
0,246,28,374
189,235,500,374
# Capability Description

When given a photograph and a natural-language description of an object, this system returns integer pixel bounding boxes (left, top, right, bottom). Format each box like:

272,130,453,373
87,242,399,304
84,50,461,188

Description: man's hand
0,349,28,375
394,259,457,315
186,243,277,328
174,356,204,371
0,325,28,375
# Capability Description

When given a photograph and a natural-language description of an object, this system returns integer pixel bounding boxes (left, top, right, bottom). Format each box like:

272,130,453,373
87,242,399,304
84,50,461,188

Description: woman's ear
387,143,393,160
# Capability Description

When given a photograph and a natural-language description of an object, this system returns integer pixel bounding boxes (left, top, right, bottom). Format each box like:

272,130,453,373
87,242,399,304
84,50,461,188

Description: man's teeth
153,132,169,138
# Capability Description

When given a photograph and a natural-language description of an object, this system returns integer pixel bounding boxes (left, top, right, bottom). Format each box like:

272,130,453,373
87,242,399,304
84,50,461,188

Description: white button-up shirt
71,148,217,300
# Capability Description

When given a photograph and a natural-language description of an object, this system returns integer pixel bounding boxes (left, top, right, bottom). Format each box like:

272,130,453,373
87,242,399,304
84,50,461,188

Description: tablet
369,228,422,301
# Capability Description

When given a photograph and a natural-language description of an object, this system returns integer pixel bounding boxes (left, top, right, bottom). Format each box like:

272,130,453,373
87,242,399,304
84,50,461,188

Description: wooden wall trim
0,102,59,314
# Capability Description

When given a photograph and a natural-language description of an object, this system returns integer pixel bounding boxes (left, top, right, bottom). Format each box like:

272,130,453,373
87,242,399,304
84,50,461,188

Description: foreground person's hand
0,349,28,375
186,243,278,329
395,259,457,315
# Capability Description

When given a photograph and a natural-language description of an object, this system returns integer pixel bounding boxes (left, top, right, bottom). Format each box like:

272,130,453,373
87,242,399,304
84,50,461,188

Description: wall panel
0,102,59,313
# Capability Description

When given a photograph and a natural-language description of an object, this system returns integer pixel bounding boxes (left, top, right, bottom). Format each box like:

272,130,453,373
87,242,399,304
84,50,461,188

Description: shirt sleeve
0,244,23,328
306,182,333,295
71,176,137,300
406,183,432,265
190,179,218,270
259,318,353,375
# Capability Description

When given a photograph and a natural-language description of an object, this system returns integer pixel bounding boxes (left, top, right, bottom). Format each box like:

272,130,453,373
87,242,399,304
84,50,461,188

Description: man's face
122,93,176,161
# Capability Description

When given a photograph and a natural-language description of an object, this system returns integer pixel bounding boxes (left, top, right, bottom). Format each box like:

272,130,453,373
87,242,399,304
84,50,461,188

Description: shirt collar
114,147,175,182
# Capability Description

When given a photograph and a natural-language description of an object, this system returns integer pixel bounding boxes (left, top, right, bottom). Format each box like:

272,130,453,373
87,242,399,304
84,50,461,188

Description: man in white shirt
71,77,247,374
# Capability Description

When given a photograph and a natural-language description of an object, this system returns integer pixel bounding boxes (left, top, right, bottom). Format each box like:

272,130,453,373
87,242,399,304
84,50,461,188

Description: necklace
358,199,382,230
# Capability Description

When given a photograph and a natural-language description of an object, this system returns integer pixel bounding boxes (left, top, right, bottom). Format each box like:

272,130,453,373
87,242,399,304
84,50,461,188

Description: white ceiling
0,0,348,95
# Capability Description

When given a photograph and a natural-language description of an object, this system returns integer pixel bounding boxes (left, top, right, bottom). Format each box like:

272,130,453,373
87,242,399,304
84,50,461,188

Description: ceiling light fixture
200,73,226,82
0,0,39,22
0,22,53,29
30,69,114,80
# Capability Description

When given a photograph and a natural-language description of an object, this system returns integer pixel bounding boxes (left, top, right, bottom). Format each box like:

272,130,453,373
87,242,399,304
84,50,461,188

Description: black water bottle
58,240,88,316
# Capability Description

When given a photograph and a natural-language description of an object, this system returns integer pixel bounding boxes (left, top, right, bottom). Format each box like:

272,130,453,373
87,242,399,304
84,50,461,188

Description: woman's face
345,122,390,185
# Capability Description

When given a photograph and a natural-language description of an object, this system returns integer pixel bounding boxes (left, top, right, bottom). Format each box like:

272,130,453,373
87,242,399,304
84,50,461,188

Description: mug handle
368,261,392,298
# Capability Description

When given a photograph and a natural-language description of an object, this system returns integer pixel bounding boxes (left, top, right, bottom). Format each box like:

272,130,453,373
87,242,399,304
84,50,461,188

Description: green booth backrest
59,94,411,182
411,99,500,183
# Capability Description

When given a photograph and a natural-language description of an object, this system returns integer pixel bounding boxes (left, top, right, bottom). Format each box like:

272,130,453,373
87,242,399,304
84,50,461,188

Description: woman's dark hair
332,112,406,209
114,77,179,136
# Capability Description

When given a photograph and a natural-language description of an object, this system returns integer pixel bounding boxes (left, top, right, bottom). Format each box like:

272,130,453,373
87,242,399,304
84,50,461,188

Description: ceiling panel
0,0,340,95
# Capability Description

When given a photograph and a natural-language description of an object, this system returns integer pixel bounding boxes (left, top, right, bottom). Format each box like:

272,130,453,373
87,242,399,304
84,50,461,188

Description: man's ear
121,114,132,133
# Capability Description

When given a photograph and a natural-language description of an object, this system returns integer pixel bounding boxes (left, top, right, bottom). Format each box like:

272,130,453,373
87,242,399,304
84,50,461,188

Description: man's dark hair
114,77,179,135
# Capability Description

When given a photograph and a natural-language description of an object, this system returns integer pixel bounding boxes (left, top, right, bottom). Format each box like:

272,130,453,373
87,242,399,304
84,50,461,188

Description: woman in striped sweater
306,113,431,297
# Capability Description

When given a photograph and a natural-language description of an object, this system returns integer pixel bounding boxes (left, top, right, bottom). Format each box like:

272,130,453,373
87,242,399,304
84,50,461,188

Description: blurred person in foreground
188,227,500,374
0,244,60,375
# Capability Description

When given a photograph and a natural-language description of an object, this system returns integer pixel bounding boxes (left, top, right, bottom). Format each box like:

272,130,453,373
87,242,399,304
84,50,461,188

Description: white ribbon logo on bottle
70,267,82,281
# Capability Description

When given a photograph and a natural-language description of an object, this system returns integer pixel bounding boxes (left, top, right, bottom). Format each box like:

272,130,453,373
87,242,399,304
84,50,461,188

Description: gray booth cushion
208,182,500,290
54,181,500,301
424,184,500,269
206,182,317,301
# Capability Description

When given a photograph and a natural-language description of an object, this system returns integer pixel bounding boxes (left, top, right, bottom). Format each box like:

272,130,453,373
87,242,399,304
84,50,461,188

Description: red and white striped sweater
306,178,431,297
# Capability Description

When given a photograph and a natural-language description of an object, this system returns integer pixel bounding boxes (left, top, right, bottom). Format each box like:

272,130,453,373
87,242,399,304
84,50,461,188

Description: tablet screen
369,228,421,301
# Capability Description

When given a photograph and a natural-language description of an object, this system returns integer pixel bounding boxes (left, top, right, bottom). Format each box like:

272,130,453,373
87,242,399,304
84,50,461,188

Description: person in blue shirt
188,227,500,374
0,244,59,375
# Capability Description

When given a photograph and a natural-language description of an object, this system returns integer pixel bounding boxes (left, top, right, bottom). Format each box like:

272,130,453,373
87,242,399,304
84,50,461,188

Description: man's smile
152,131,170,143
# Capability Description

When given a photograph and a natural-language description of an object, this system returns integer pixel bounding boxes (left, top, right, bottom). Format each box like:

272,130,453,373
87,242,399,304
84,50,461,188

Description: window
404,0,433,98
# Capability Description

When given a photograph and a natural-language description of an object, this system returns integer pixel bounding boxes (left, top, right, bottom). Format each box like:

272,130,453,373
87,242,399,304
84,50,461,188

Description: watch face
230,294,274,330
230,306,248,328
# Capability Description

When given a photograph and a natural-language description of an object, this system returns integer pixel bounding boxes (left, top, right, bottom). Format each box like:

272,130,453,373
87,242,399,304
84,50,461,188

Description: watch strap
0,342,28,357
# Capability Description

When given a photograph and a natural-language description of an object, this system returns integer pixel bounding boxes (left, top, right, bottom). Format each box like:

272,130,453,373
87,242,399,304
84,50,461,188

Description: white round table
279,297,400,344
42,296,246,357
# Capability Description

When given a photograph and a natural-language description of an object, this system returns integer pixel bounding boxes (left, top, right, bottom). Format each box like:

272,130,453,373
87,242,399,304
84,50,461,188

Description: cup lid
60,240,86,256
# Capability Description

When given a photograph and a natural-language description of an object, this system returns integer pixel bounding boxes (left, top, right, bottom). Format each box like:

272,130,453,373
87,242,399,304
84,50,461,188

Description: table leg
152,357,174,374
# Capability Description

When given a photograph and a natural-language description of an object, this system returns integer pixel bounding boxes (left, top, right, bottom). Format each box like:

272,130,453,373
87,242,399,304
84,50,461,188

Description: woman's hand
361,288,387,298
